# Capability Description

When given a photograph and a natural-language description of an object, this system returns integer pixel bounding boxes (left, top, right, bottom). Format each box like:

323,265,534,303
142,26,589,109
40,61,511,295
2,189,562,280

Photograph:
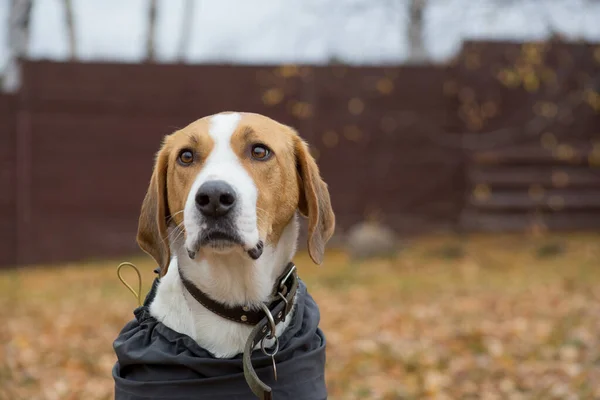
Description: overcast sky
1,0,599,71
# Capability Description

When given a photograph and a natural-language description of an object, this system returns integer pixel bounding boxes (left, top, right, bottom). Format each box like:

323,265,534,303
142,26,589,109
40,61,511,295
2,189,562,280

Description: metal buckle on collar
278,292,292,318
274,264,295,317
259,303,277,339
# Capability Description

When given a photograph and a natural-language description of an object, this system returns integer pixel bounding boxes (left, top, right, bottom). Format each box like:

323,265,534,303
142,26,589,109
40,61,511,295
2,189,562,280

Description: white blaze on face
183,113,260,254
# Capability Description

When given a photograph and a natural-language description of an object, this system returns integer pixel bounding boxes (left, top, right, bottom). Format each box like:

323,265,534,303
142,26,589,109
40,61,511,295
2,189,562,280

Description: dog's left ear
295,137,335,265
137,142,171,276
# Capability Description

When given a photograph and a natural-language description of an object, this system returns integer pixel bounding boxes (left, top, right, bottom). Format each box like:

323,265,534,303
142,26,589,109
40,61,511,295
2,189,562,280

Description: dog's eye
178,150,194,165
251,144,272,161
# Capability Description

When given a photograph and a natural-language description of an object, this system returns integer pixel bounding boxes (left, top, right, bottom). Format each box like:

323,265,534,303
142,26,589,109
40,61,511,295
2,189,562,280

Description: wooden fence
0,40,598,267
452,41,600,231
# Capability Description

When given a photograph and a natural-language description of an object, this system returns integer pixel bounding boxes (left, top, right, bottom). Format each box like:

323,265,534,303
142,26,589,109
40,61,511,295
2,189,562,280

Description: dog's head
137,112,335,276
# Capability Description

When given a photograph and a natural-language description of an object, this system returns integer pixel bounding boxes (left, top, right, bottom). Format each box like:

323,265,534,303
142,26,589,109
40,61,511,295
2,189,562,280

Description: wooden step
473,143,593,166
469,190,600,211
468,166,600,188
460,210,600,232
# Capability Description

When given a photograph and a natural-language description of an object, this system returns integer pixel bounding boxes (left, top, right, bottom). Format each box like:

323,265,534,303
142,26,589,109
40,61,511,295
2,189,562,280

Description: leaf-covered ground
1,233,599,400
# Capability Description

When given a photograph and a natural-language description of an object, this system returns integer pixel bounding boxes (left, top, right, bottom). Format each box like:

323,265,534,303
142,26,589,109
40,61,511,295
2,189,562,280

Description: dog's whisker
166,210,185,223
172,229,186,244
255,207,269,216
171,225,187,244
165,222,185,243
167,222,184,237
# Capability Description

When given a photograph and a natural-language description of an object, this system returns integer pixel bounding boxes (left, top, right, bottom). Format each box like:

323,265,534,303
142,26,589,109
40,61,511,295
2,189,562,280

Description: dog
113,112,335,400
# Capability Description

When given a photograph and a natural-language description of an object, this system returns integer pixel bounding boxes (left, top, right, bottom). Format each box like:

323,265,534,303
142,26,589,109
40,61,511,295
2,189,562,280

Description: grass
1,233,599,399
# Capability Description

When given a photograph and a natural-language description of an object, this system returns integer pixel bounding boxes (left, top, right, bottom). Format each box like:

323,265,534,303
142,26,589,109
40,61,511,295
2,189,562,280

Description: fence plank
0,95,17,267
470,190,600,210
461,210,600,232
469,166,600,188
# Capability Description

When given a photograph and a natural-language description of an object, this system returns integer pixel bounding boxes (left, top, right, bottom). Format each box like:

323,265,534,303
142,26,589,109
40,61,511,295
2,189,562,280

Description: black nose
195,180,237,218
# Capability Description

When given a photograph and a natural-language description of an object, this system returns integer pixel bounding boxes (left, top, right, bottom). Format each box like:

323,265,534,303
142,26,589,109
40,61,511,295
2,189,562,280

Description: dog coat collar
178,262,299,399
112,273,327,400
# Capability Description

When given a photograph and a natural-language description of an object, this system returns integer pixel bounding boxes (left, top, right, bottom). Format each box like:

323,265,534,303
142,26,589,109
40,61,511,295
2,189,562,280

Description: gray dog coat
112,276,328,400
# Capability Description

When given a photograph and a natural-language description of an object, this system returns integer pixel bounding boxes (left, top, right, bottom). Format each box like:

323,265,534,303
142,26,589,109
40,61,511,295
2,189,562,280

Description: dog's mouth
187,229,264,261
199,230,243,249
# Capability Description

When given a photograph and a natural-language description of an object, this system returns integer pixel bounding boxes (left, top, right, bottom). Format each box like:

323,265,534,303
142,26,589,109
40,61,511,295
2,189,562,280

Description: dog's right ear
294,137,335,265
137,142,171,276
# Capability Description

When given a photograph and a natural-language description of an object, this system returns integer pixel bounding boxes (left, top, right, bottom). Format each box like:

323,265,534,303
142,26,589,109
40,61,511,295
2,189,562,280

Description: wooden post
15,62,32,266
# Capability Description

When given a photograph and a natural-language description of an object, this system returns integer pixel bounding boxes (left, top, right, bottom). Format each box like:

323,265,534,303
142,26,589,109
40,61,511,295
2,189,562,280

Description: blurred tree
63,0,76,60
305,0,432,64
3,0,32,92
145,0,158,62
177,0,195,62
407,0,428,64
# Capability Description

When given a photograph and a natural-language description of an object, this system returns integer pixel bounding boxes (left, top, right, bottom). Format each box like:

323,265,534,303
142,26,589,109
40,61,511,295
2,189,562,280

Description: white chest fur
149,218,299,358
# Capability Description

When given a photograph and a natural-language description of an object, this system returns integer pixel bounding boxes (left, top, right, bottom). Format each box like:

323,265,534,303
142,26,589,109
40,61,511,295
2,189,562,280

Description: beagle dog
119,111,335,398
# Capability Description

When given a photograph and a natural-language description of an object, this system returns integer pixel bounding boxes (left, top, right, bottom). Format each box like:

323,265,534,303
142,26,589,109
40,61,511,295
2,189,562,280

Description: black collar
178,262,298,327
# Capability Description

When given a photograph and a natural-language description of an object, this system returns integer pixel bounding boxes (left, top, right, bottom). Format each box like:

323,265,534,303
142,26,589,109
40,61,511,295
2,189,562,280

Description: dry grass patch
1,233,599,399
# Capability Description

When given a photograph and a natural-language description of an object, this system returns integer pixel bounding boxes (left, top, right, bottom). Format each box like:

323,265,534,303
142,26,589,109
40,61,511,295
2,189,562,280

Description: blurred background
0,0,599,399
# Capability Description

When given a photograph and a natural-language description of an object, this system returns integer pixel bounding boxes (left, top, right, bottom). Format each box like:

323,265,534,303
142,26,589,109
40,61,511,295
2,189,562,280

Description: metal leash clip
259,303,279,381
